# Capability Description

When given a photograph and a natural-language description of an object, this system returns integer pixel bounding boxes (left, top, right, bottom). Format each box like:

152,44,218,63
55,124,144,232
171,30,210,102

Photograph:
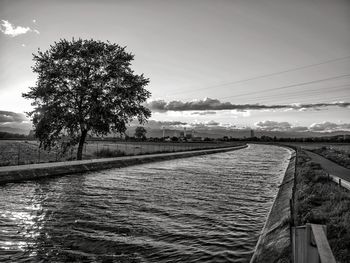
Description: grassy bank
0,140,242,166
294,150,350,262
311,146,350,169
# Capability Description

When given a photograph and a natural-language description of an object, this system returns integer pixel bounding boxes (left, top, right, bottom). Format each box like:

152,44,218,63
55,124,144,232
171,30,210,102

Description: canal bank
0,144,247,184
250,147,296,263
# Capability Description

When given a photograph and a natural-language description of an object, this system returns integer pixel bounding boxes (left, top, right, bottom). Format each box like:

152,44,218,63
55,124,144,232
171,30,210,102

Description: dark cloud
156,121,187,126
191,111,217,115
130,120,187,129
0,111,28,123
145,98,350,112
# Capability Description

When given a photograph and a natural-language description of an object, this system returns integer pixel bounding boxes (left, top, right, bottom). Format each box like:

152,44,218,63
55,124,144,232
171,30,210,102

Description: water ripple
0,144,291,262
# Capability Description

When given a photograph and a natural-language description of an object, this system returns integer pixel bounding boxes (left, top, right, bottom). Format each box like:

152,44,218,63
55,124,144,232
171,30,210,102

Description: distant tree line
0,132,28,139
222,135,350,143
1,130,349,143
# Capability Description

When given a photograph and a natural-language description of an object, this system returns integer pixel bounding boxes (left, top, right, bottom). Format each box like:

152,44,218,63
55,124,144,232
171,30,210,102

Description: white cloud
309,122,350,132
255,120,350,133
255,120,292,131
0,20,40,37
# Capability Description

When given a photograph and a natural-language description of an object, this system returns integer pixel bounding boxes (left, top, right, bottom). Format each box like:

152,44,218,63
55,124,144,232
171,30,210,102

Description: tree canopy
23,38,151,160
134,126,147,140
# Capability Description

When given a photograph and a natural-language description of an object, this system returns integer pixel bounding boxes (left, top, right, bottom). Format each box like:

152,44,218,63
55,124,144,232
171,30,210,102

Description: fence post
38,148,41,163
17,143,20,165
339,179,342,187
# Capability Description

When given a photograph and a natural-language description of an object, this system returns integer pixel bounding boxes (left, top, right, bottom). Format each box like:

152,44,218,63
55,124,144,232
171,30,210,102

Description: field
0,140,239,167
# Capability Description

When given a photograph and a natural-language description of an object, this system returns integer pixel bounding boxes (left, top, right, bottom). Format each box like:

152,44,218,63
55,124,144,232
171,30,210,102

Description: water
0,144,291,263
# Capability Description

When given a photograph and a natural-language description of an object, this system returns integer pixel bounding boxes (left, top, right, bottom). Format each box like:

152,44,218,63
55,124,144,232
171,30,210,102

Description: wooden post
339,179,341,187
292,224,336,263
311,224,336,263
17,143,20,165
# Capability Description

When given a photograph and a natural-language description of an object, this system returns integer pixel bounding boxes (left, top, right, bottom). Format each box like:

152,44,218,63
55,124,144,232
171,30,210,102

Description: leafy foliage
23,38,151,159
134,126,147,140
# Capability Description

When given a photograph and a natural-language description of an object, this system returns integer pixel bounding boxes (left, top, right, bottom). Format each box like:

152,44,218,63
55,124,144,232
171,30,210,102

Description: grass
0,139,241,166
94,148,125,158
294,150,350,262
311,146,350,169
0,140,62,166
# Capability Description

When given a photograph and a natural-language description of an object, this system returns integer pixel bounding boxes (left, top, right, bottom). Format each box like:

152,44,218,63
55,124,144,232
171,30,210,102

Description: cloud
255,120,292,131
0,111,28,123
0,20,40,37
129,119,188,129
191,111,217,115
130,119,232,130
132,118,350,133
145,98,350,112
309,122,350,132
255,120,350,133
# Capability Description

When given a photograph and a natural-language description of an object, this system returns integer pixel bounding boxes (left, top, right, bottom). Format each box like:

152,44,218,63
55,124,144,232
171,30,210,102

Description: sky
0,0,350,134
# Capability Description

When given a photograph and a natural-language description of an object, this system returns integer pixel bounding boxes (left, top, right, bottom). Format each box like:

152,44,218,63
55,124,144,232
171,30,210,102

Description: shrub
94,148,125,158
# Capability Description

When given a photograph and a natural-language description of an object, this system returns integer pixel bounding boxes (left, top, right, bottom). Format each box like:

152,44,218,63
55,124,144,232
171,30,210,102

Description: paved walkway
305,150,350,182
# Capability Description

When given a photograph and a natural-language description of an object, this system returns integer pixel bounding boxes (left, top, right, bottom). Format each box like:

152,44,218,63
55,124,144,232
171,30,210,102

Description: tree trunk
77,130,88,160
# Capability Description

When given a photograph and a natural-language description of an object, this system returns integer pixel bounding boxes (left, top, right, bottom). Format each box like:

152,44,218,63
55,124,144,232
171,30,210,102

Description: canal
0,144,291,262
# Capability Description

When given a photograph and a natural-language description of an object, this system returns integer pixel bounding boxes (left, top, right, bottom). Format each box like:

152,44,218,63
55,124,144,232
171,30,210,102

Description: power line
218,73,350,100
228,84,350,103
166,55,350,96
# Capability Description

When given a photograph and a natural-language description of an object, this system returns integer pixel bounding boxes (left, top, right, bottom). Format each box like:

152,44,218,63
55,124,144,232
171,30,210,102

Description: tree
23,38,151,160
134,126,147,140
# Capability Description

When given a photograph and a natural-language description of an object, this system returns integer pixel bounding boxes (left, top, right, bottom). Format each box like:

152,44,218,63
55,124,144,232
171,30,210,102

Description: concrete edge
0,145,248,185
250,147,296,263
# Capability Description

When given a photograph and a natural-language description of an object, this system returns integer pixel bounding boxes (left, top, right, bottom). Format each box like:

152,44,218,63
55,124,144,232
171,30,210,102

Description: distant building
250,129,255,138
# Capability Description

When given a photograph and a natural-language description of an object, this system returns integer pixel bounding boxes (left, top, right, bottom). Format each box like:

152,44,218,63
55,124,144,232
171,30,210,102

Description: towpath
305,150,350,183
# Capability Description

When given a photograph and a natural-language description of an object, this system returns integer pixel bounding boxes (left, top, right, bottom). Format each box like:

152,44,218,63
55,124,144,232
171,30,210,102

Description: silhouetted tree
23,39,151,160
134,126,147,140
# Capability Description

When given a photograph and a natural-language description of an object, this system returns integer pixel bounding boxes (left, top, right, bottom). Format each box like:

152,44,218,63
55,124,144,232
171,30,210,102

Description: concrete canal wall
0,145,247,184
250,148,296,263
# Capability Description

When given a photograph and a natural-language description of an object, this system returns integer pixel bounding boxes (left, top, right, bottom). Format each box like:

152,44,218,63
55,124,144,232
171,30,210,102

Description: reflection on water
0,144,291,262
